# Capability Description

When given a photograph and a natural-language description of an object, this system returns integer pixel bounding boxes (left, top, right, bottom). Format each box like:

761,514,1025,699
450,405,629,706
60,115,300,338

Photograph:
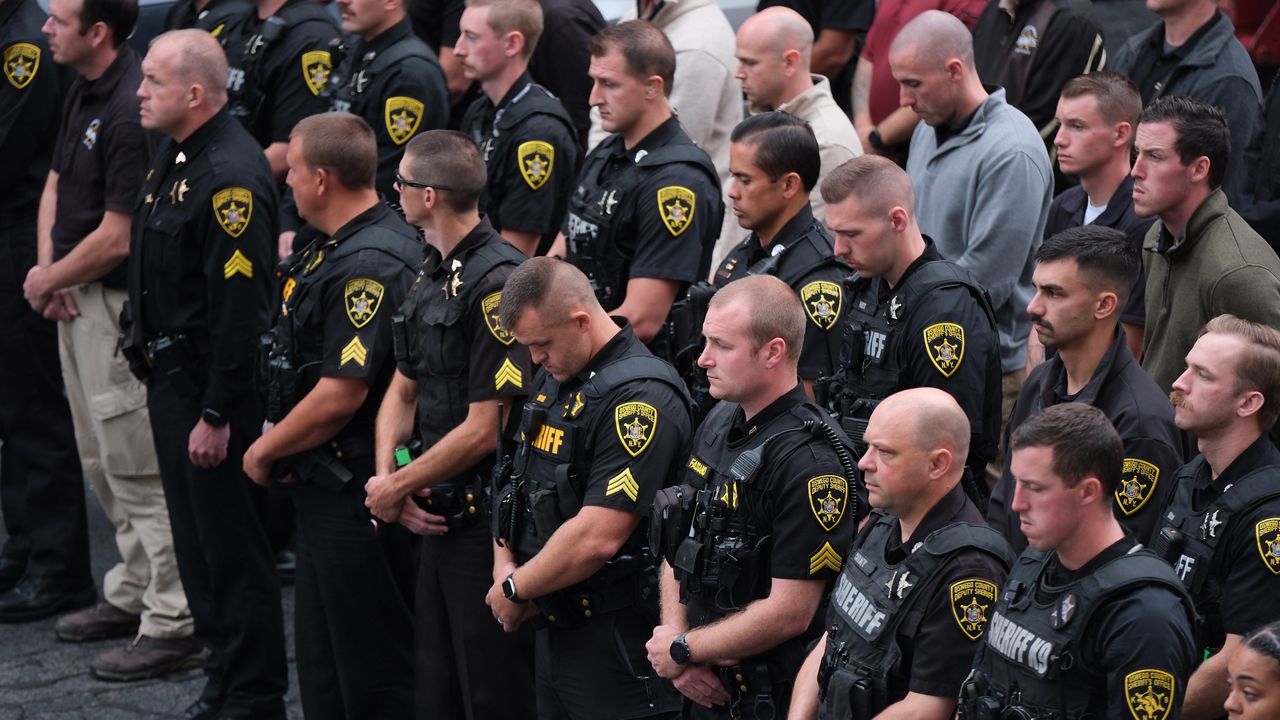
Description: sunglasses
395,171,453,192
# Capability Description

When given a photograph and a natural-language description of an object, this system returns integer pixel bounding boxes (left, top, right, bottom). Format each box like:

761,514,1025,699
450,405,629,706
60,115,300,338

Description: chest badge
801,281,842,331
563,391,585,419
518,141,554,191
385,96,424,146
168,178,190,204
657,186,695,237
597,188,618,216
3,42,39,90
344,278,385,328
923,322,965,378
807,474,848,531
1124,669,1174,720
481,291,515,345
888,295,902,321
212,187,253,238
82,118,101,150
1116,459,1160,516
614,402,658,457
301,50,333,96
950,578,998,640
1256,518,1280,575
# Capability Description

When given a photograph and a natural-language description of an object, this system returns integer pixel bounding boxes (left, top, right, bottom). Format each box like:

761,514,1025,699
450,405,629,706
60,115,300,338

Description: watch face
671,636,689,664
503,576,517,599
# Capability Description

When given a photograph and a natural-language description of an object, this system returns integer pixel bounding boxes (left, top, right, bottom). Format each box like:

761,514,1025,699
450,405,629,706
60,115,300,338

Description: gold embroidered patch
615,402,657,457
282,276,297,302
717,480,738,510
687,456,709,478
1116,459,1160,517
563,391,585,419
923,322,965,378
4,42,40,90
1124,668,1174,720
1256,518,1280,575
304,249,325,275
495,357,523,391
807,474,847,531
301,50,332,96
210,22,226,37
223,249,253,279
809,541,843,575
481,291,515,345
950,578,998,641
344,278,384,328
340,335,368,367
212,187,253,238
800,281,842,330
657,186,696,236
605,468,639,503
384,96,424,145
517,140,554,190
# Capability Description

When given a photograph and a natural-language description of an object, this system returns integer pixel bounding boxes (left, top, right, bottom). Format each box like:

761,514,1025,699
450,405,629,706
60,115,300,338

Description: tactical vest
563,139,722,310
225,2,336,134
819,514,1012,720
465,83,575,235
492,351,691,628
323,35,440,117
829,259,995,448
964,549,1193,720
191,0,252,40
1149,456,1280,648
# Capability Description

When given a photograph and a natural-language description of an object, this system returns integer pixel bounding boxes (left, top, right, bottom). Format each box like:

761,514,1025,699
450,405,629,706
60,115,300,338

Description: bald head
876,388,970,471
890,10,975,71
150,29,228,107
739,7,813,58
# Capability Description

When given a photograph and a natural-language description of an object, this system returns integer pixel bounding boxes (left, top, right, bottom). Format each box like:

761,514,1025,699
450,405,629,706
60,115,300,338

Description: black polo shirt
51,47,152,289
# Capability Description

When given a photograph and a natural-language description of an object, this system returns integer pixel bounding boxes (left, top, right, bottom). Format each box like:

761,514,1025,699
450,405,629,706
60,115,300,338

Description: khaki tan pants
57,283,191,638
985,368,1026,490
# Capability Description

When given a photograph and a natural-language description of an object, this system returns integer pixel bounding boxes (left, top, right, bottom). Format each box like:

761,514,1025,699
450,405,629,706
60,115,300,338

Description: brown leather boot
54,600,139,642
90,635,207,682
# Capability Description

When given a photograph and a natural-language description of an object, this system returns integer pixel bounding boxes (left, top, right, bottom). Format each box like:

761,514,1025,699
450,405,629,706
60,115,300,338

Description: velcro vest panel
326,35,441,116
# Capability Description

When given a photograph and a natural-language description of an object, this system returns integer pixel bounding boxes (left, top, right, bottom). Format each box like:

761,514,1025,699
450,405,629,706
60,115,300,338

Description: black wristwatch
201,408,228,427
501,573,522,603
670,633,691,665
868,127,888,153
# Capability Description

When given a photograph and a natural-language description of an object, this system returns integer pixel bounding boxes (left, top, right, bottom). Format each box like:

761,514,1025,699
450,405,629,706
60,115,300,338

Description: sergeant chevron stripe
494,357,523,390
809,541,843,575
340,336,368,367
605,468,639,502
223,249,253,279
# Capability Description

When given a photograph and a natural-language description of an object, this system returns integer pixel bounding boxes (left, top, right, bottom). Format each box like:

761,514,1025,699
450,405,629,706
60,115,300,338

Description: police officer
789,388,1012,720
961,403,1195,719
645,275,863,718
551,20,723,360
820,156,1001,501
128,30,287,719
325,0,448,202
242,112,420,718
987,226,1185,553
162,0,249,36
1150,316,1280,719
362,130,536,720
487,257,689,719
456,0,578,258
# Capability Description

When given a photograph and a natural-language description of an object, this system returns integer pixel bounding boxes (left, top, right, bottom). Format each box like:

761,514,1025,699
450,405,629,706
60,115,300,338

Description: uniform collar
1198,432,1280,491
173,107,234,161
747,204,816,262
880,236,941,297
80,46,138,101
728,384,808,443
625,115,683,159
894,483,970,553
496,71,536,111
573,319,637,384
359,17,414,56
1044,535,1137,588
327,202,390,245
432,216,497,274
1044,326,1132,406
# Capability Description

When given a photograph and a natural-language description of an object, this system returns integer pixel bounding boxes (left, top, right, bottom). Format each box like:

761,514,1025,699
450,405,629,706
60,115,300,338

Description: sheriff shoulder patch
615,402,658,457
605,468,640,503
223,249,253,279
950,578,998,641
344,278,384,328
801,281,842,330
518,140,554,191
340,335,368,367
4,42,40,90
301,50,332,96
809,541,843,575
1124,668,1174,720
385,96,424,145
1116,459,1160,516
923,322,965,378
482,291,515,345
212,187,253,238
1257,517,1280,575
807,475,848,531
495,357,523,391
657,186,695,236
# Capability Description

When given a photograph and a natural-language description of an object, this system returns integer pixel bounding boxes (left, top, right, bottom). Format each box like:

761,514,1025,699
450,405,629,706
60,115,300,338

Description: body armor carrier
563,139,721,310
389,239,525,529
191,0,252,42
959,549,1193,720
491,353,691,628
322,34,441,116
225,2,336,132
1148,456,1280,649
819,515,1013,720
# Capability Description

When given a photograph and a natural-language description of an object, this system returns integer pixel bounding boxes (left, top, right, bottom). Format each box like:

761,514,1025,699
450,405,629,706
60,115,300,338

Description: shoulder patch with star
615,402,658,457
344,278,384,328
1124,669,1174,720
518,140,554,190
4,42,40,89
950,578,998,640
212,188,253,238
800,281,842,330
657,186,695,236
807,475,848,531
923,322,965,378
301,50,332,96
1116,459,1160,516
385,96,424,145
1256,517,1280,575
481,291,515,345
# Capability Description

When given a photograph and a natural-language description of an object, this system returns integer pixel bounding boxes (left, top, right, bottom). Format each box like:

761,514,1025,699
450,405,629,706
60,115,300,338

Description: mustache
1029,314,1053,332
1169,390,1190,410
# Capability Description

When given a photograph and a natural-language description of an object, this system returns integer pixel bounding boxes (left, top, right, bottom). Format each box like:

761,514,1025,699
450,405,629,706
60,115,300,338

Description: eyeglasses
395,171,453,192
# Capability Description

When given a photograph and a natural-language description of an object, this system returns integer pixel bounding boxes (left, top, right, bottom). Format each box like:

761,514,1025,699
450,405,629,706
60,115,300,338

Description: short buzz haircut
1035,226,1141,307
819,154,915,218
1198,315,1280,429
588,20,676,96
1060,71,1142,128
151,30,228,107
1138,95,1231,189
78,0,138,47
404,130,487,212
708,275,805,362
465,0,543,59
1010,403,1124,497
291,112,377,191
497,257,597,331
730,112,820,192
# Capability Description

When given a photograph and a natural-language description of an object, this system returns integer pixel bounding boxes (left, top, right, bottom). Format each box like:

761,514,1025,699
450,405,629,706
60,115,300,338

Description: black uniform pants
146,373,286,717
535,606,681,720
415,520,536,720
0,221,91,588
292,460,414,720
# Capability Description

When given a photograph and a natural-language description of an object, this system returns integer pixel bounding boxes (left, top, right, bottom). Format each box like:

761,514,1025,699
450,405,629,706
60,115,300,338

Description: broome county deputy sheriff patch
801,281,842,330
344,278,384,328
518,141,554,191
807,475,847,531
385,96,424,145
212,188,253,238
657,186,695,236
1124,669,1174,720
1257,518,1280,574
301,50,332,96
1116,459,1160,516
950,578,998,640
923,322,965,377
615,402,657,457
4,42,39,89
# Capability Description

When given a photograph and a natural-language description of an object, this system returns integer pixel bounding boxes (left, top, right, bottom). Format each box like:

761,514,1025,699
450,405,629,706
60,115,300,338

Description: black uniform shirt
851,484,1009,698
461,73,579,237
714,205,846,381
1185,434,1280,638
0,0,68,222
988,328,1186,552
1038,536,1195,719
50,48,151,289
132,109,278,418
408,0,463,53
163,0,249,33
526,0,605,140
1044,177,1154,328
